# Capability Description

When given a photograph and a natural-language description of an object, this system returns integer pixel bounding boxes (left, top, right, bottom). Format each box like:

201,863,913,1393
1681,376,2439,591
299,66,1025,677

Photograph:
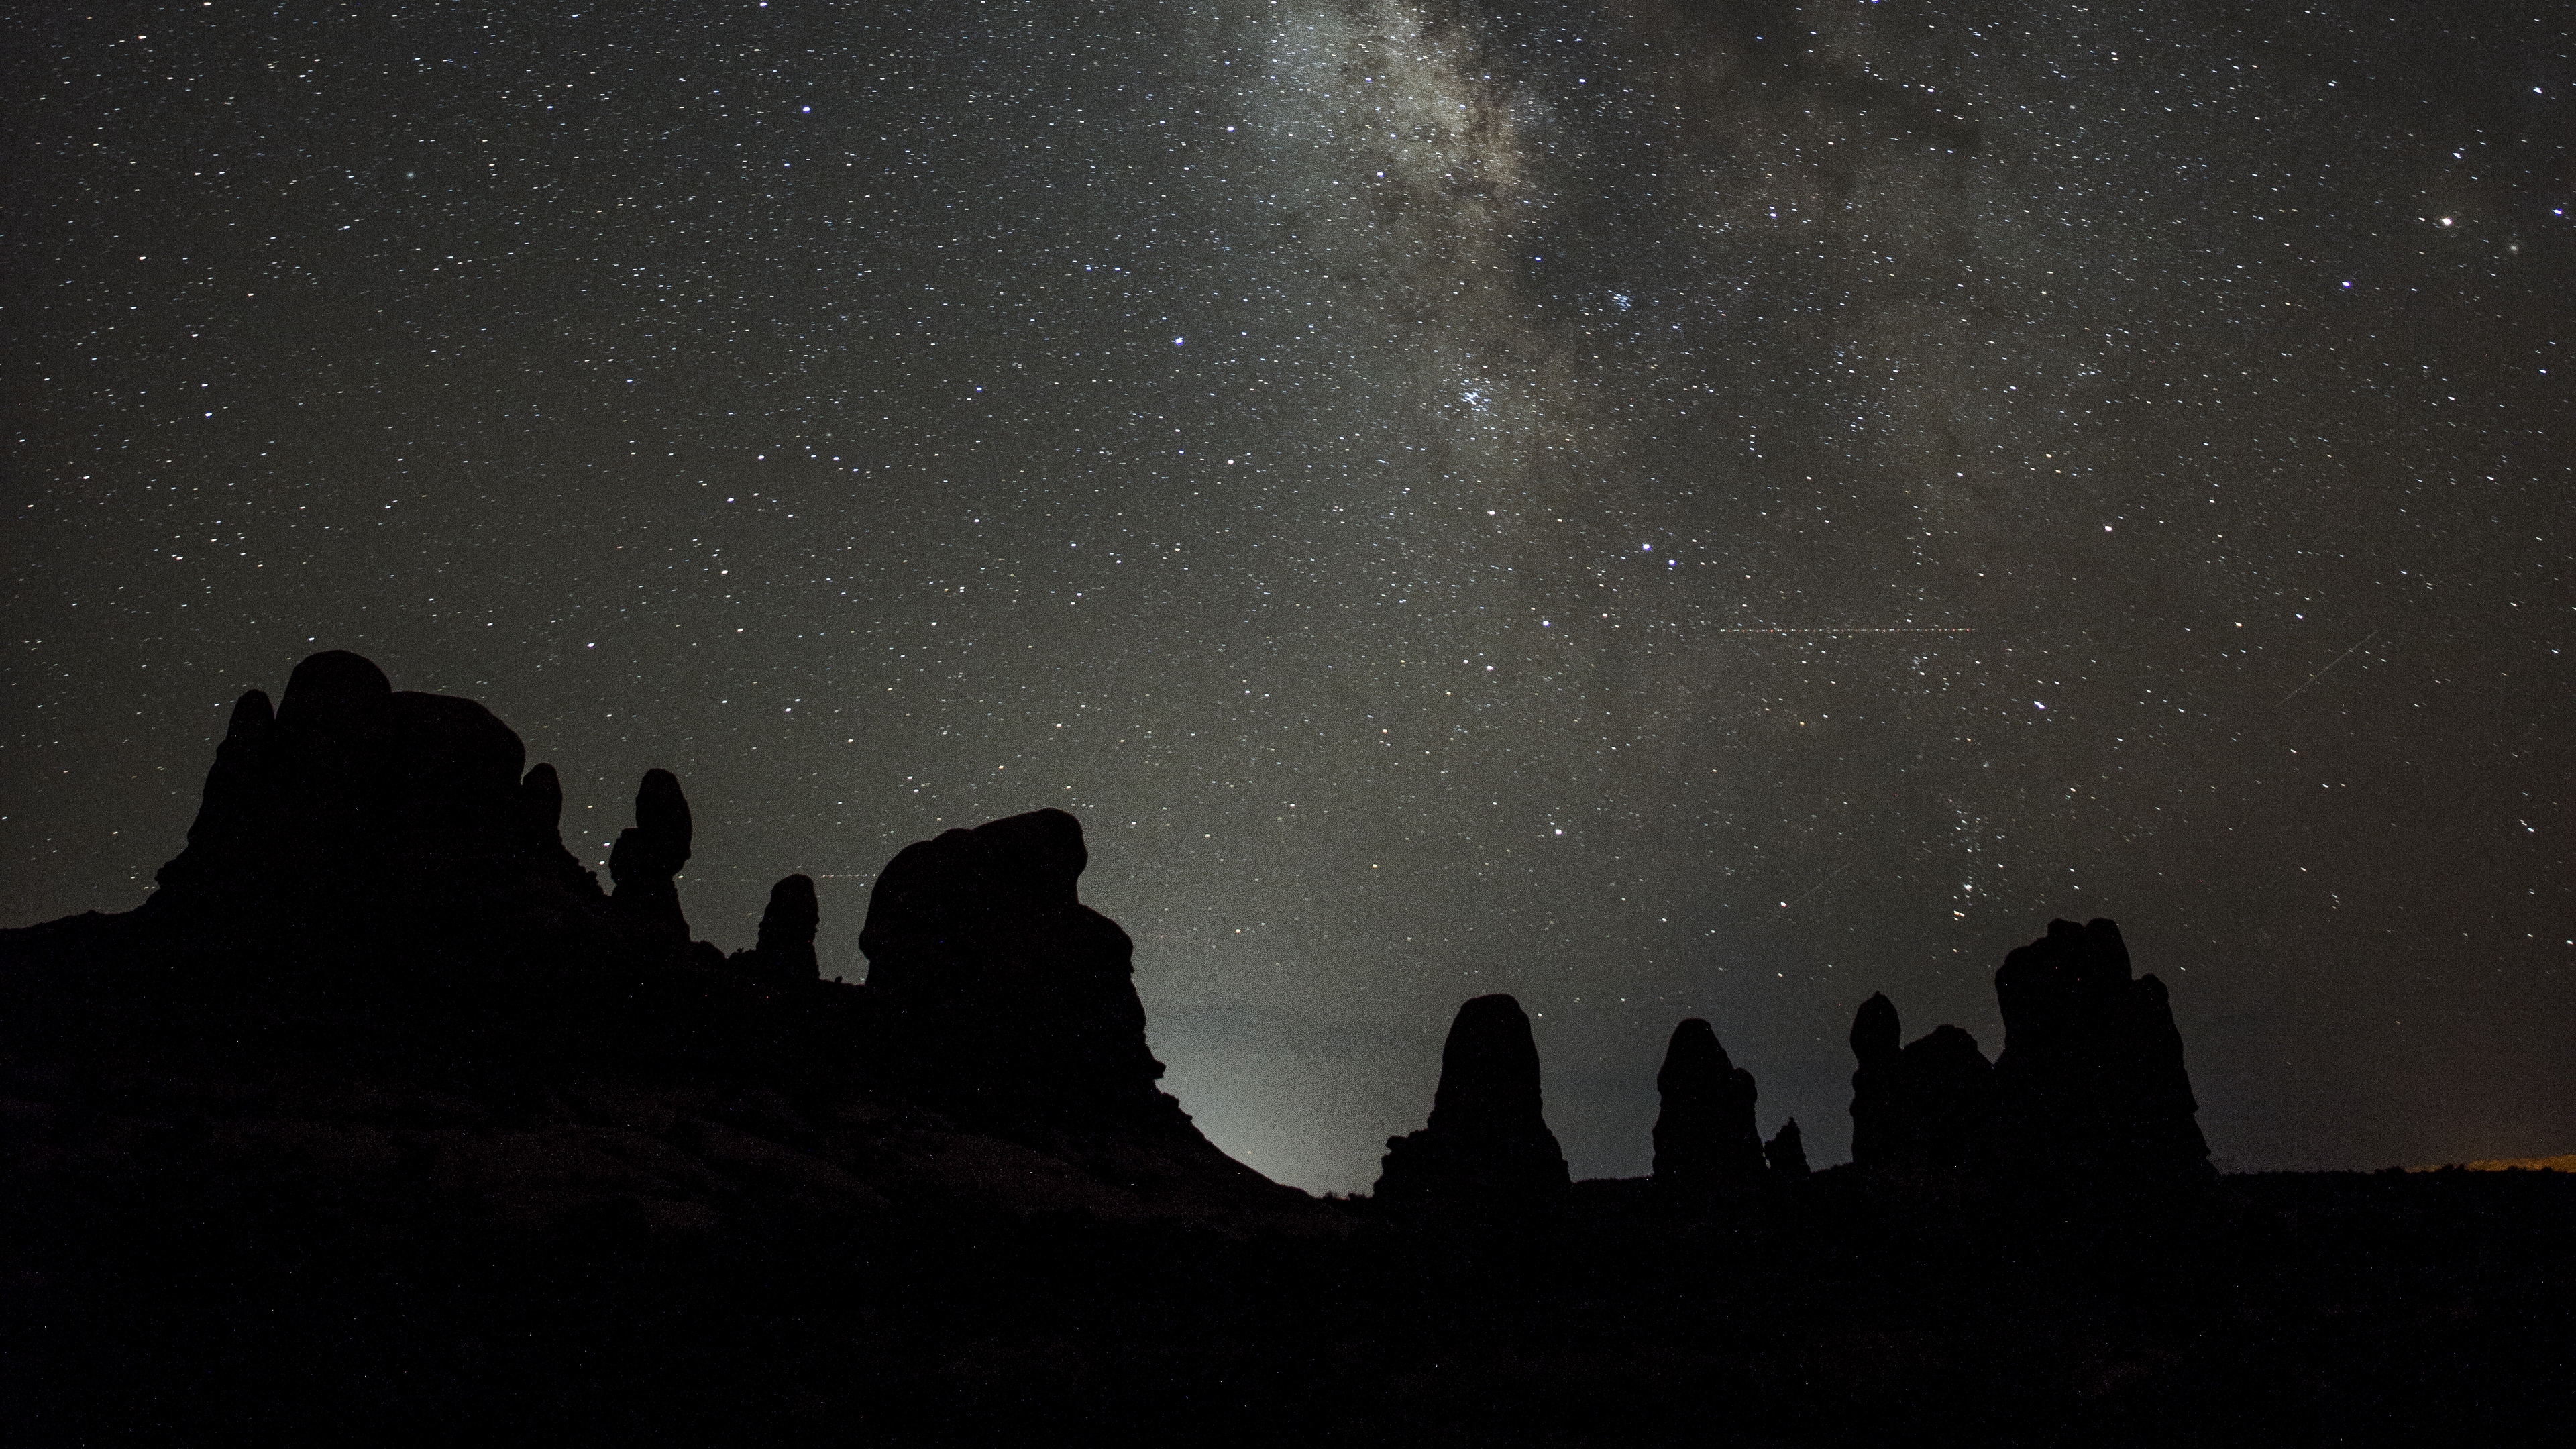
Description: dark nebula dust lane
8,0,2571,1189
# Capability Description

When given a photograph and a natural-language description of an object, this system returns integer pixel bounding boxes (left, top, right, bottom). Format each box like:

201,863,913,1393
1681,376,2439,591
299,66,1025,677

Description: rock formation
1991,917,2211,1184
1650,1017,1766,1191
733,874,820,983
1843,918,2209,1186
1896,1025,1998,1175
141,649,610,964
1847,997,1996,1176
154,684,276,903
1765,1118,1810,1178
1847,992,1903,1166
518,761,567,851
1373,994,1570,1211
858,808,1174,1125
7,649,1302,1237
608,768,695,944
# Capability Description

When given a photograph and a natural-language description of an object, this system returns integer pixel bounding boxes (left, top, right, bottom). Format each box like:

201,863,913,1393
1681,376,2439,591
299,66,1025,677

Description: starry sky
9,0,2572,1189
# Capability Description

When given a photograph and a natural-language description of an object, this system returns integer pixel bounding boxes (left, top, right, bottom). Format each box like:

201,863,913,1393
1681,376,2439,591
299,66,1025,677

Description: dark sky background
9,0,2571,1190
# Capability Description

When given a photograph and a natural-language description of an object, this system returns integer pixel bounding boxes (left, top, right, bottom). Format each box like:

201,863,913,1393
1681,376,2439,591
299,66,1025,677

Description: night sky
9,0,2571,1189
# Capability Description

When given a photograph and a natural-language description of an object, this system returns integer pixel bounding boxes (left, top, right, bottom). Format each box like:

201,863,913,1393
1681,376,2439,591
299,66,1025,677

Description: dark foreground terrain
7,652,2569,1444
8,1118,2571,1446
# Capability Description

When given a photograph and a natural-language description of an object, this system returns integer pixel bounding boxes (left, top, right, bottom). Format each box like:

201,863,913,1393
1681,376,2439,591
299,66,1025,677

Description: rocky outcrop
1842,918,2209,1187
1650,1018,1765,1191
517,762,567,850
6,650,1304,1233
142,649,610,962
1847,992,1903,1166
608,769,695,945
1895,1025,1997,1176
732,875,820,983
156,684,277,897
859,809,1173,1126
1992,918,2211,1185
1765,1118,1809,1178
1848,997,1996,1176
1373,994,1570,1211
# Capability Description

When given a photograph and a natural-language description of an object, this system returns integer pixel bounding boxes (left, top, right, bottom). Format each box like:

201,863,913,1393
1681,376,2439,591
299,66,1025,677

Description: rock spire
1373,994,1570,1211
608,769,694,942
1650,1017,1766,1191
1765,1118,1810,1178
1847,991,1904,1166
743,873,821,982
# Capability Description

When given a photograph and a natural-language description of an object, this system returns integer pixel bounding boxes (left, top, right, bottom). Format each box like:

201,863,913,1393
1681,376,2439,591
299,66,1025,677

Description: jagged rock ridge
1843,918,2209,1187
2,649,1299,1227
150,651,596,943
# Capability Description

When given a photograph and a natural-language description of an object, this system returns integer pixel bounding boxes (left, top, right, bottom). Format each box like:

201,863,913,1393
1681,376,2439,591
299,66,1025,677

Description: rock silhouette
859,808,1176,1125
1843,920,2209,1185
1650,1018,1766,1191
9,651,2551,1449
141,649,611,965
1765,1118,1810,1177
1896,1024,1998,1175
1992,917,2212,1184
1374,994,1570,1210
1847,997,1996,1176
733,874,820,983
609,768,696,944
518,761,567,846
1847,991,1904,1166
15,651,1279,1209
151,684,276,906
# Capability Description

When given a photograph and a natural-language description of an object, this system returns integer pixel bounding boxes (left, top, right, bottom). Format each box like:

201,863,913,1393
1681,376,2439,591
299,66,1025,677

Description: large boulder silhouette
858,809,1174,1126
1373,994,1570,1210
1651,1017,1766,1191
1991,918,2211,1185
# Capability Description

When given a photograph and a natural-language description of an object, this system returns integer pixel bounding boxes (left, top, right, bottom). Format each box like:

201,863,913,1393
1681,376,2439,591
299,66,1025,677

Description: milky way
10,0,2571,1187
